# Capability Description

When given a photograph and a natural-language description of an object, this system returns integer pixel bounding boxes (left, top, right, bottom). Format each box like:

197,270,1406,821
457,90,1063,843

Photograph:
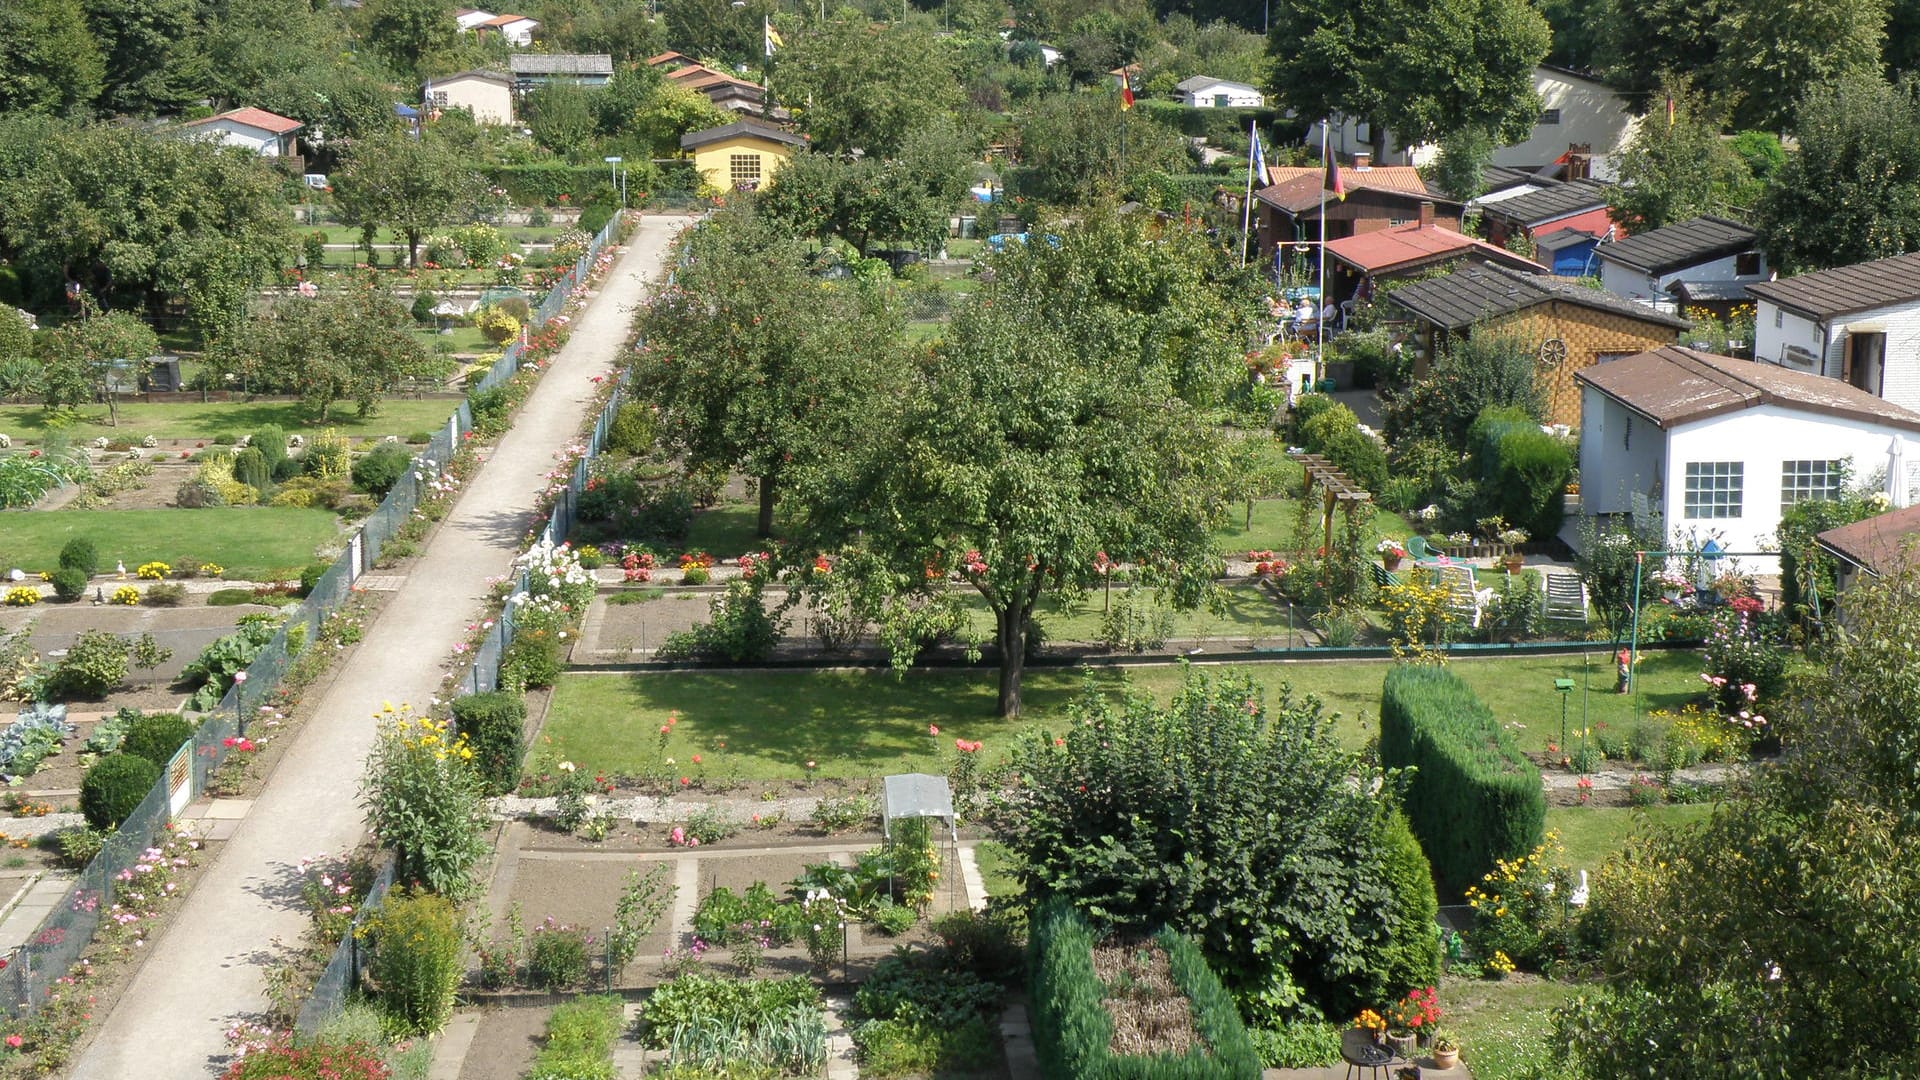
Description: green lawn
1214,494,1419,555
0,399,463,444
542,650,1709,777
1546,802,1715,872
684,503,763,558
415,326,502,355
1443,974,1579,1080
2,507,343,578
973,840,1022,899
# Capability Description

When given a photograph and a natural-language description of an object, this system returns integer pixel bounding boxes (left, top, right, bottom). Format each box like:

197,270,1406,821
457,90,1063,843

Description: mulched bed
1092,941,1201,1058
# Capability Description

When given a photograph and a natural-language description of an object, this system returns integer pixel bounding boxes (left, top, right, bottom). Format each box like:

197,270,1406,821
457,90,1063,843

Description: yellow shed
680,119,807,193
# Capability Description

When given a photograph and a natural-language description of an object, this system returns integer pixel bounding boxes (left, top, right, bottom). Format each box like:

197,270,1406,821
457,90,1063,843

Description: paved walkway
69,216,691,1079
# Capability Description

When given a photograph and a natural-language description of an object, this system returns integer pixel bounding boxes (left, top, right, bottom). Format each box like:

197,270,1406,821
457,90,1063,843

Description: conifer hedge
1379,664,1545,895
1029,899,1261,1080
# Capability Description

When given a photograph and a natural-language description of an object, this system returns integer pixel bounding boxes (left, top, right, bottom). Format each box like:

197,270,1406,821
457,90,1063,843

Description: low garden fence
0,212,624,1020
291,856,395,1035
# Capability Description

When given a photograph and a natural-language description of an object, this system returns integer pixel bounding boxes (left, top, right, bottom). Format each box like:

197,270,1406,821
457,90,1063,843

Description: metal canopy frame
881,773,960,846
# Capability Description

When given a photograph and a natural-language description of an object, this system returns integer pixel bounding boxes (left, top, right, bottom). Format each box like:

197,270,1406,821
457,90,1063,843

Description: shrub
144,582,186,606
232,446,271,494
526,994,623,1080
527,918,592,990
475,306,522,345
1379,664,1545,895
299,562,330,597
1,587,36,606
606,402,656,455
810,794,875,833
362,708,490,898
1028,899,1262,1080
1481,425,1572,539
1299,403,1387,493
50,568,87,602
500,629,563,691
364,888,464,1034
411,291,438,324
80,753,160,831
1249,1020,1343,1068
449,691,526,795
855,950,1002,1028
58,537,99,577
930,908,1027,984
468,384,514,438
249,424,288,478
47,629,137,698
304,429,351,479
121,712,196,768
351,444,413,497
653,578,785,663
1366,809,1442,1000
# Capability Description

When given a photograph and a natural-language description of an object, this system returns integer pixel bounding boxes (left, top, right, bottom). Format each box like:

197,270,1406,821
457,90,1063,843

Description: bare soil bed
1092,941,1201,1058
455,1000,560,1080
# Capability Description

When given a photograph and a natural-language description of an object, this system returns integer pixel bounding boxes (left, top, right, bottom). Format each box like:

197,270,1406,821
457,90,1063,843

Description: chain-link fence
292,856,394,1035
0,212,626,1021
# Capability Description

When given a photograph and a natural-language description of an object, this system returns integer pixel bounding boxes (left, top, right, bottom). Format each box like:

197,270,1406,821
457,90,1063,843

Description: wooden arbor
1294,453,1373,601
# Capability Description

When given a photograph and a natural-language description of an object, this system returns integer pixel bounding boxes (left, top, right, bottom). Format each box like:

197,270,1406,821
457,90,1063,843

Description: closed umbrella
1889,436,1910,509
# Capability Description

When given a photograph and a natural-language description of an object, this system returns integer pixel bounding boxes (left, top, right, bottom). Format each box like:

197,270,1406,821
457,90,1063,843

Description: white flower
558,761,576,772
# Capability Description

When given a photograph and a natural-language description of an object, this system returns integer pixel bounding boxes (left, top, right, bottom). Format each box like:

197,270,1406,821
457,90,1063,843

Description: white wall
1579,388,1666,517
439,78,514,124
1601,252,1764,305
1753,301,1827,373
1492,70,1638,181
190,120,281,156
1183,84,1264,108
1661,405,1919,571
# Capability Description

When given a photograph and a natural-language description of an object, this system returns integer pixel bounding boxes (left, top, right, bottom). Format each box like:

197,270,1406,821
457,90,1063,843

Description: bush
299,562,330,597
528,918,593,990
500,628,563,691
1482,426,1572,539
450,691,526,795
143,581,186,606
1298,403,1387,493
58,537,99,577
1248,1021,1342,1068
930,908,1027,984
1028,899,1262,1080
653,578,785,663
527,994,623,1080
1367,809,1442,999
46,629,133,699
249,424,288,478
363,709,490,898
606,401,656,455
50,567,88,602
1379,664,1545,895
80,753,160,831
365,888,464,1034
475,306,522,345
855,951,1002,1028
121,712,196,768
351,444,413,497
232,446,271,492
468,384,513,438
411,291,438,323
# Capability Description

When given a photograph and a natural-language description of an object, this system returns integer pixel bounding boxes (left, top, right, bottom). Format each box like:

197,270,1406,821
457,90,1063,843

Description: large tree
1012,90,1188,205
790,223,1239,716
35,309,160,426
1558,561,1920,1075
206,288,431,420
633,204,909,538
83,0,208,114
1268,0,1549,155
757,124,973,255
0,116,291,332
1708,0,1888,130
332,129,481,268
1756,76,1920,275
1605,85,1752,231
358,0,455,79
772,13,966,156
0,0,105,115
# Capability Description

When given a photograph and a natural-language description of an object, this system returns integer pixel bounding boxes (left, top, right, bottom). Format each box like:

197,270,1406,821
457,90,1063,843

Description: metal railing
1,213,625,1021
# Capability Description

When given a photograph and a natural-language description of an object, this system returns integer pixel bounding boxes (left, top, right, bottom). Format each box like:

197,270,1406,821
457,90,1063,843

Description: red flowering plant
1384,986,1441,1033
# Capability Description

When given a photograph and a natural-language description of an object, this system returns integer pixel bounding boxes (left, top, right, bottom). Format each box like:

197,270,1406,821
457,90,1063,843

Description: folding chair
1437,565,1493,629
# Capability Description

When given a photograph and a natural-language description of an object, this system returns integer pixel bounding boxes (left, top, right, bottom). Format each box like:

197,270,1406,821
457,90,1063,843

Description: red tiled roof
1324,222,1545,276
480,12,533,25
180,107,303,135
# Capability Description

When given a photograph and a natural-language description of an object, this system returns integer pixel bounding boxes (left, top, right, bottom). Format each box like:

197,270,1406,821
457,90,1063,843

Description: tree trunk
1369,121,1388,163
756,472,777,538
407,229,421,268
995,604,1026,717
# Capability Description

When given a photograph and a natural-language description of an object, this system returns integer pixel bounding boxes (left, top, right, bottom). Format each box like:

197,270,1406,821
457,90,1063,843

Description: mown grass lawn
0,399,463,444
1546,802,1715,872
541,649,1709,777
2,507,343,578
1443,974,1580,1080
972,584,1297,642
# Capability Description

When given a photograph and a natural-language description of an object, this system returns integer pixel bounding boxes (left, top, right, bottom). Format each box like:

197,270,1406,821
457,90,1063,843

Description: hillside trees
772,14,966,155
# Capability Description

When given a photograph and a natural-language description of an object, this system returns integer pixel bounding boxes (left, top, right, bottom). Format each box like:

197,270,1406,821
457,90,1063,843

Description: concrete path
69,216,691,1079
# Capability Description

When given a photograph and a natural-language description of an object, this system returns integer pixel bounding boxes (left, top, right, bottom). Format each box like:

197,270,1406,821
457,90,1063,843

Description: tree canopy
206,288,431,421
1605,85,1753,232
332,129,483,268
757,125,975,256
1756,76,1920,274
773,14,966,156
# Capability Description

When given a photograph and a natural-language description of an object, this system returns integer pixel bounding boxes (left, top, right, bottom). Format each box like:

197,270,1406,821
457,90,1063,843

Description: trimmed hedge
1379,665,1545,896
450,690,526,795
1029,899,1261,1080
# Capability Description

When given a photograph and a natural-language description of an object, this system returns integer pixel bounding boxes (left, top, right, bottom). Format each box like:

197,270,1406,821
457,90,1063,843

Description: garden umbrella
1888,435,1910,509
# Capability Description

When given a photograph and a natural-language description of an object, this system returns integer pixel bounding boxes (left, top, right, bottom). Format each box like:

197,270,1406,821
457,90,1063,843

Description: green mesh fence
2,212,626,1022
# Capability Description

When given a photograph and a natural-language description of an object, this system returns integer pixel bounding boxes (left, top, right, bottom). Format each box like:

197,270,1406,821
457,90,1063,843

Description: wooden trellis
1295,453,1373,556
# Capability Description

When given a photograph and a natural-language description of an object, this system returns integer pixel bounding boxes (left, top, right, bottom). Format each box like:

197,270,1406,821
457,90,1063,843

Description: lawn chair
1539,568,1591,626
1437,564,1493,629
1405,535,1430,561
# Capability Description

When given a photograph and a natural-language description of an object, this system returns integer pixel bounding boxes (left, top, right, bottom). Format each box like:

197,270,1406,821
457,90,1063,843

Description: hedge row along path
69,216,694,1080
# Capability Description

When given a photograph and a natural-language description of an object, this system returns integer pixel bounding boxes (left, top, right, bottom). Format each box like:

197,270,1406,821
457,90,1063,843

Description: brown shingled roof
1574,346,1920,433
1387,262,1690,331
1746,251,1920,320
1816,503,1920,576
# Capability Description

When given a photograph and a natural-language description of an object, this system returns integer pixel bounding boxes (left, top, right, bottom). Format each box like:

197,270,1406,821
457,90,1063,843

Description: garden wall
1379,664,1545,896
0,213,628,1021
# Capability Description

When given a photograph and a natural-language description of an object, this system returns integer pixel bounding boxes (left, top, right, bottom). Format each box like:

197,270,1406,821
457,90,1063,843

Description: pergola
1294,452,1373,556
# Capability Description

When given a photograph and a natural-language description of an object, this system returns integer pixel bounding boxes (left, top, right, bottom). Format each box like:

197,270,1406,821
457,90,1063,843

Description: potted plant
1497,527,1529,572
1354,1009,1387,1046
1385,987,1442,1058
1652,568,1690,602
1377,539,1407,570
1430,1030,1460,1070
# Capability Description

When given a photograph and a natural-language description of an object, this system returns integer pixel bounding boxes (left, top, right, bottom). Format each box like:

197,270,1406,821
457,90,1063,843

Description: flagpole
1317,118,1329,386
1240,118,1256,268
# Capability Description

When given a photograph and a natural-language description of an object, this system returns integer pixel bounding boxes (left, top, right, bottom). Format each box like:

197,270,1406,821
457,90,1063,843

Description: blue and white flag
1249,123,1268,187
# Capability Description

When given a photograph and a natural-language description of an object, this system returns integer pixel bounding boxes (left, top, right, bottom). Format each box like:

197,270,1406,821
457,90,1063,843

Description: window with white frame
1780,459,1843,506
1684,461,1743,518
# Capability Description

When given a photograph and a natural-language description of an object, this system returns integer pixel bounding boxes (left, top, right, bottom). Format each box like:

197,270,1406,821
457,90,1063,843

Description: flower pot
1502,555,1525,573
1386,1030,1417,1059
1432,1046,1459,1070
1383,554,1402,571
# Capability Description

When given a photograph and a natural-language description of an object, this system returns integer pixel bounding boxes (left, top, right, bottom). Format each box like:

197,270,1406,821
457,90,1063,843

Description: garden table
1340,1027,1409,1080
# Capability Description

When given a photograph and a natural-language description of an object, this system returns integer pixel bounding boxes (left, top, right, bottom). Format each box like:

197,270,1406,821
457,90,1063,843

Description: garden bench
1368,563,1403,590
